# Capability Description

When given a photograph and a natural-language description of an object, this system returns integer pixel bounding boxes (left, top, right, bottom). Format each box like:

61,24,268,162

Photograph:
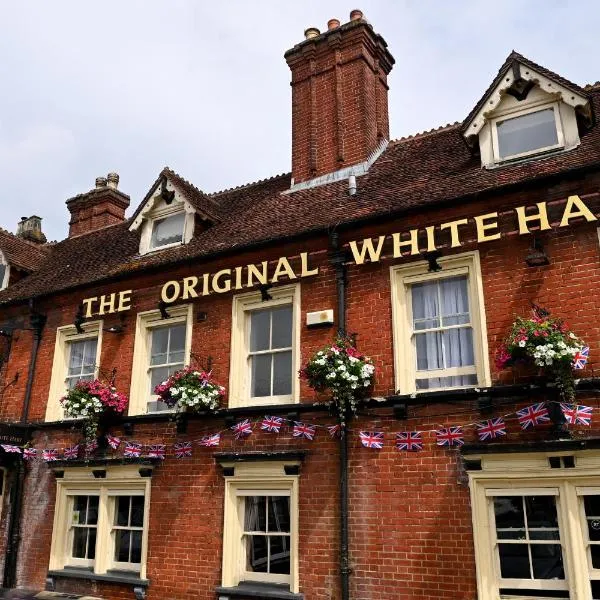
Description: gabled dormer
129,168,221,255
463,52,593,168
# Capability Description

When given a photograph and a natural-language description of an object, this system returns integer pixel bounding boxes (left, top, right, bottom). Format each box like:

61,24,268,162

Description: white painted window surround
0,251,10,291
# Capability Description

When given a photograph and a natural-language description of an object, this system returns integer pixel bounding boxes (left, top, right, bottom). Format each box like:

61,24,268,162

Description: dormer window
492,104,563,162
0,252,9,291
150,212,186,250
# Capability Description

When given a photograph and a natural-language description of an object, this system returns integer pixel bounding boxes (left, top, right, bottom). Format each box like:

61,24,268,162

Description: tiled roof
0,61,599,306
0,229,49,273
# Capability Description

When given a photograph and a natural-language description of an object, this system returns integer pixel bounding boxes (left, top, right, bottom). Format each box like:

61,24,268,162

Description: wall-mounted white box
306,309,334,327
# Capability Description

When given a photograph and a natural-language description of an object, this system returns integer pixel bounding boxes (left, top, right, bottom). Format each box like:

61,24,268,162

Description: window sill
215,582,303,599
48,568,149,587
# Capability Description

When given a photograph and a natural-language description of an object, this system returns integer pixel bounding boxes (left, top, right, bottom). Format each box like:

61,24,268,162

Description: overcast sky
0,1,597,241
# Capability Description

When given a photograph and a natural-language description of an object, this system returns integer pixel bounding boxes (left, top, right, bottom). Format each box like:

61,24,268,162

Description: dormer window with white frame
0,251,10,291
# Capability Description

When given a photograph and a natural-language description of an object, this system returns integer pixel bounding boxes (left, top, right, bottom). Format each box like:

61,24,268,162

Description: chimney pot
327,18,340,30
95,176,107,188
350,9,363,21
16,215,46,244
304,27,320,39
107,172,120,189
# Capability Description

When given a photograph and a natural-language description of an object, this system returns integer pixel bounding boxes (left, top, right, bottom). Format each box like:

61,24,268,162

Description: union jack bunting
42,449,58,462
199,433,221,447
560,403,593,426
0,444,21,454
148,444,166,459
231,419,253,440
435,426,464,447
84,439,98,454
293,422,316,441
516,402,550,430
124,442,142,458
174,441,192,458
573,346,590,370
63,445,79,460
359,431,384,449
23,448,37,460
261,415,284,433
476,418,507,441
106,434,121,450
328,424,342,438
395,431,423,452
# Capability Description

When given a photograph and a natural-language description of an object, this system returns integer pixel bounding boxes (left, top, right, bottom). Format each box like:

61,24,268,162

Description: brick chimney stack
66,173,130,238
285,9,395,185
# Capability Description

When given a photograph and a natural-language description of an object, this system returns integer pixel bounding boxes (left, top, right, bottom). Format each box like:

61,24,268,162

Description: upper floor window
0,251,9,291
66,338,97,389
493,104,563,162
391,251,490,394
149,212,186,250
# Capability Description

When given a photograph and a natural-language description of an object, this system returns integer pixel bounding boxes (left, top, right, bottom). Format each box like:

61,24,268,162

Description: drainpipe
3,306,46,588
329,231,351,600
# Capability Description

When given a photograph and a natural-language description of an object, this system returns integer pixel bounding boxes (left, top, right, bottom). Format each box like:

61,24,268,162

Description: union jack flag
359,431,384,449
293,422,316,441
174,441,192,458
0,444,21,454
84,439,98,454
328,424,342,438
231,419,253,440
573,346,590,369
435,426,464,447
23,448,37,460
560,403,593,426
42,449,58,462
63,445,79,460
395,431,423,452
517,402,550,430
199,433,221,447
106,434,121,450
124,442,142,458
476,418,507,441
148,444,166,459
261,415,284,433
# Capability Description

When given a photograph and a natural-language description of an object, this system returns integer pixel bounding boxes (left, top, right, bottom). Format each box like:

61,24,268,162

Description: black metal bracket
123,422,134,436
160,177,175,204
259,284,273,302
392,402,408,420
477,396,493,415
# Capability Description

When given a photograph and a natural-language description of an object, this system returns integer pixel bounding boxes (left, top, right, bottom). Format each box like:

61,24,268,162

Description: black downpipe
329,232,351,600
3,308,46,589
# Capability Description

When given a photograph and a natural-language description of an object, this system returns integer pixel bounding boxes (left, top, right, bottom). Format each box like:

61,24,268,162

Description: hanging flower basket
300,337,375,423
154,367,225,415
496,314,587,402
60,379,128,441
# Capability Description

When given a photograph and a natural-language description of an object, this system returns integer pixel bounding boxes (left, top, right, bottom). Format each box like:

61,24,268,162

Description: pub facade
0,9,600,600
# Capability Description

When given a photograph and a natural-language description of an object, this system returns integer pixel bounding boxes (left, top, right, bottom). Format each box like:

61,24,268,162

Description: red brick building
1,9,600,600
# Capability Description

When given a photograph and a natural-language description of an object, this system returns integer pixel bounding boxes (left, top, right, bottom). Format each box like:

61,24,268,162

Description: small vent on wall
549,456,575,469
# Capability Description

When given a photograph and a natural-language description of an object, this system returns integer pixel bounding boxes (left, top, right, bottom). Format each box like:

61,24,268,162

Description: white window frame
0,251,10,291
49,465,151,578
221,461,300,593
229,284,300,409
491,101,565,163
469,451,600,599
45,321,103,422
128,304,192,416
390,251,490,395
138,202,194,255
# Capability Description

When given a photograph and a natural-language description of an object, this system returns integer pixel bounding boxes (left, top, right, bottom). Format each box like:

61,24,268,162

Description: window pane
0,265,5,287
415,332,443,371
74,496,88,524
150,212,185,248
497,108,558,159
498,543,530,578
271,306,292,349
82,340,97,370
87,496,99,525
269,536,291,574
412,281,439,330
585,496,600,517
150,366,171,392
440,276,469,325
494,497,526,535
525,496,559,529
72,528,88,558
268,497,290,533
591,544,600,569
68,341,85,374
443,327,475,368
169,324,186,354
130,530,143,564
115,529,131,563
531,544,564,579
246,535,268,573
131,496,145,528
116,496,130,527
251,354,271,397
591,580,600,599
245,496,267,532
150,328,170,365
87,528,97,560
250,310,270,352
273,351,292,396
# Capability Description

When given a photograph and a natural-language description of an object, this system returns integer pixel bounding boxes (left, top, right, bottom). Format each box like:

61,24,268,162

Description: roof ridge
584,81,600,90
0,226,50,253
208,172,291,197
163,166,212,199
390,121,461,144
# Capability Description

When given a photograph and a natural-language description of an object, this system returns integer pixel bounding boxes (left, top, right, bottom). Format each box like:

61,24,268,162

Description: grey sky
0,1,597,241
